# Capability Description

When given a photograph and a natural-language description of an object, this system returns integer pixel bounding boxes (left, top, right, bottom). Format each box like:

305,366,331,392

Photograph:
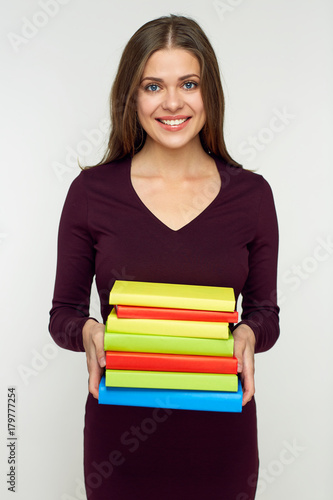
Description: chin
156,135,201,151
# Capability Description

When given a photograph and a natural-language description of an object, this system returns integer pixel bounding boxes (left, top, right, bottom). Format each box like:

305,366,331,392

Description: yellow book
106,308,229,339
105,370,238,392
109,281,235,312
104,331,234,357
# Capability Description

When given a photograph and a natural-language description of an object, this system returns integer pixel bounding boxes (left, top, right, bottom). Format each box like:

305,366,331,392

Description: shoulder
214,157,278,233
68,156,131,196
79,156,130,183
238,168,274,199
236,170,278,231
215,155,274,198
234,169,276,216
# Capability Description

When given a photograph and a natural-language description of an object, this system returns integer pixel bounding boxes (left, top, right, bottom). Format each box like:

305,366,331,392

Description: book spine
104,332,234,357
110,293,235,312
105,369,238,392
116,305,239,323
106,309,229,339
98,375,243,413
109,281,235,312
105,351,238,374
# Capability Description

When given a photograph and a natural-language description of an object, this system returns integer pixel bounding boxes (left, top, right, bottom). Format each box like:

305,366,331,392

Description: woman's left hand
232,324,256,406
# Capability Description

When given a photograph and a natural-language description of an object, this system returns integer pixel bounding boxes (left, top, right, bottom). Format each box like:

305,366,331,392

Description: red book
105,351,238,374
115,305,238,323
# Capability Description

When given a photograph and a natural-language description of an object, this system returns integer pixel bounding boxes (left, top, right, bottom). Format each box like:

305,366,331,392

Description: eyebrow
141,73,200,83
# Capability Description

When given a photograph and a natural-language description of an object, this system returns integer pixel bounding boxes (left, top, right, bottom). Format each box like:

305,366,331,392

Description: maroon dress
49,154,279,499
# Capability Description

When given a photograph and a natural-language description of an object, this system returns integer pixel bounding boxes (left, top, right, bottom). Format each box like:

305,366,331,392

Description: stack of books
99,281,243,412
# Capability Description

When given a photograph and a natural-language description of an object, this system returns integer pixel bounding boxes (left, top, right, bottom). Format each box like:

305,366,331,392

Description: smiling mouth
157,118,190,126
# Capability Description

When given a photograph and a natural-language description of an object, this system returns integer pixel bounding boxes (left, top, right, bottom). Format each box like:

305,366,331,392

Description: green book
105,370,238,392
106,308,229,339
104,331,234,357
109,280,235,312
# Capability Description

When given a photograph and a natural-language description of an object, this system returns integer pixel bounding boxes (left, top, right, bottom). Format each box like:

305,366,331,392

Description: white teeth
160,118,187,126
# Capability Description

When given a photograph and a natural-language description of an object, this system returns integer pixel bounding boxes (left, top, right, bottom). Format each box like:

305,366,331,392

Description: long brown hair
87,14,241,168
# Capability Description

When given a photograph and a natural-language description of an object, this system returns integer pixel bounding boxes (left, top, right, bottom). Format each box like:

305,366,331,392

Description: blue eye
146,84,160,92
183,81,197,90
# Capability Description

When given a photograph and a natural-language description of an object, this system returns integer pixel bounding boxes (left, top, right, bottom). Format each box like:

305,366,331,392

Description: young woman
49,14,279,499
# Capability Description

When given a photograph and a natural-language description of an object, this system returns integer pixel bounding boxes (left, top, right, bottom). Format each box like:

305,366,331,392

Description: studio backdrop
1,1,332,499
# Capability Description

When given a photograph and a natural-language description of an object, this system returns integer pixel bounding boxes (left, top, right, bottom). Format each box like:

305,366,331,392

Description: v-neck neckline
126,155,225,233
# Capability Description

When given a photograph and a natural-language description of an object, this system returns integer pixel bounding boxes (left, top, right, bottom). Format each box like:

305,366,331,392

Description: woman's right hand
82,319,106,399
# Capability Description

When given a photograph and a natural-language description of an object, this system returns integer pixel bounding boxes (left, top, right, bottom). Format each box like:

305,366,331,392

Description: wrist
82,318,99,343
233,323,256,347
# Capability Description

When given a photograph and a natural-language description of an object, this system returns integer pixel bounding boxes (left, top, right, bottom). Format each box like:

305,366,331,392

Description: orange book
106,351,238,374
115,304,238,323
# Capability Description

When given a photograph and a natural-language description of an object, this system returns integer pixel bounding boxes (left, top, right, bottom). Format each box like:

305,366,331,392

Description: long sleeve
234,177,280,353
49,158,280,354
49,172,97,352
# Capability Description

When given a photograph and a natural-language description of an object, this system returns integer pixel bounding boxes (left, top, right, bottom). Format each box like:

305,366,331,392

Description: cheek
189,93,205,114
137,94,158,120
194,99,206,124
198,98,206,115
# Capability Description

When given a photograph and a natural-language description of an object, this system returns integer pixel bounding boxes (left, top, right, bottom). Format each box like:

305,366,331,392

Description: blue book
98,375,242,413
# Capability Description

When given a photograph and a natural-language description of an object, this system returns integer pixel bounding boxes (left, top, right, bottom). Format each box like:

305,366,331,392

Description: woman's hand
82,319,106,399
232,324,256,406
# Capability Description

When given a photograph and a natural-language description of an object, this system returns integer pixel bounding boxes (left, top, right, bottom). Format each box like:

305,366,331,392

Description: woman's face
136,48,206,151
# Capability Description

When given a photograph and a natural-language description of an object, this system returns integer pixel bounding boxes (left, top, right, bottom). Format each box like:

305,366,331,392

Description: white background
1,0,332,499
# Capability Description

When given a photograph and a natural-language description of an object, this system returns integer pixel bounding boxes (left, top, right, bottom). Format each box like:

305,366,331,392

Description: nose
162,88,184,112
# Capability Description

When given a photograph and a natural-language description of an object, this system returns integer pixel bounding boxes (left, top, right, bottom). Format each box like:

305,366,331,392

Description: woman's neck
133,136,213,180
